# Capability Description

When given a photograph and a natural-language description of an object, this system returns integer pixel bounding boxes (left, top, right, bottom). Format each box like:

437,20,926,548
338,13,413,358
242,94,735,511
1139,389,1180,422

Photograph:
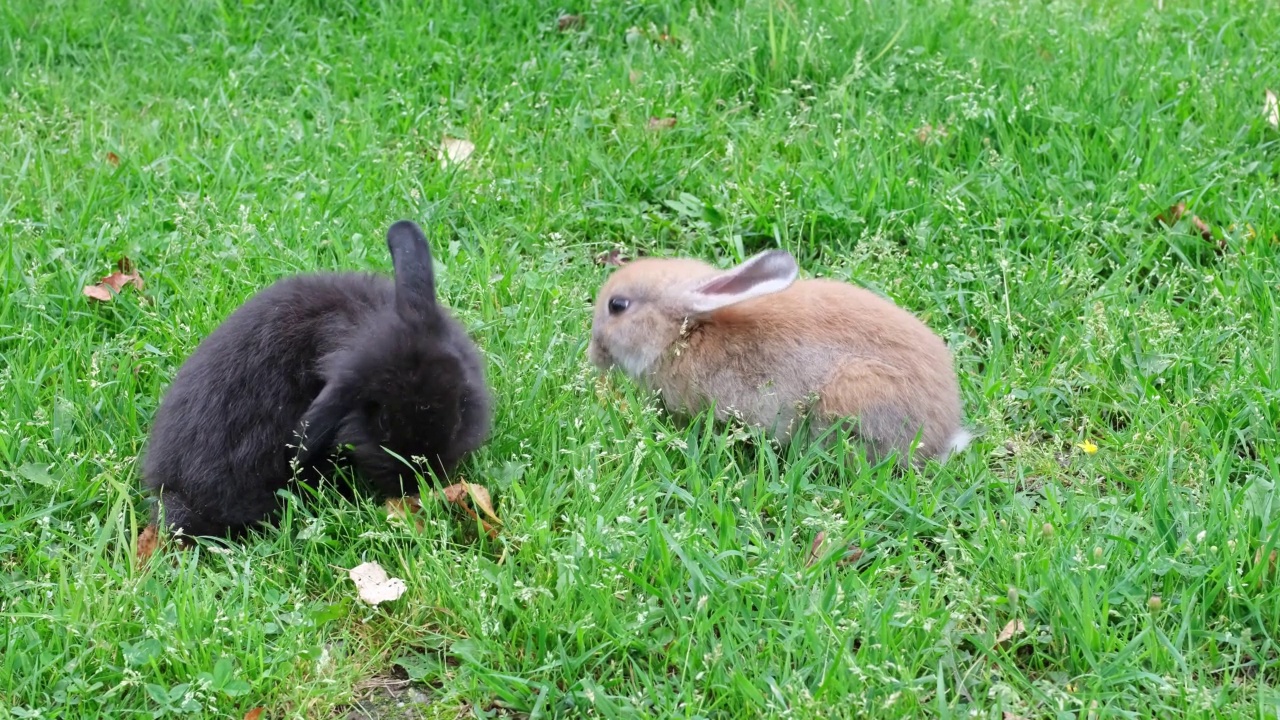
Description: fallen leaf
994,619,1025,646
243,709,264,720
1155,203,1187,227
348,561,407,606
84,257,144,302
468,484,501,526
439,137,475,168
106,152,121,166
1265,89,1279,130
647,116,677,131
805,531,826,568
628,69,642,84
915,123,948,144
1190,214,1217,245
557,14,584,31
1254,546,1277,585
438,481,501,538
385,496,425,531
136,524,160,565
1155,203,1220,247
594,248,630,267
837,545,865,566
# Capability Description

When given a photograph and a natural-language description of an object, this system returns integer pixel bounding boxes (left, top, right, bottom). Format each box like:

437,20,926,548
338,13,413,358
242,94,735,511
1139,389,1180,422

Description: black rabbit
141,220,493,539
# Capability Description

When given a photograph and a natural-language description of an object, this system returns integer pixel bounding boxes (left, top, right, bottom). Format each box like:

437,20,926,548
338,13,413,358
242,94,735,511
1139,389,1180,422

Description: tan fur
587,254,969,464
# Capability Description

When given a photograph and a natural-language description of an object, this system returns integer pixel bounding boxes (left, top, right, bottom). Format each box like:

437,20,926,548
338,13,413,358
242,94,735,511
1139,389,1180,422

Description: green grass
2,0,1280,717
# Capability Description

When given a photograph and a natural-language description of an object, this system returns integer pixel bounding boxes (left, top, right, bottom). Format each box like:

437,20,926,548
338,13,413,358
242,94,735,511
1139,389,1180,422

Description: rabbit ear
681,249,798,315
386,220,438,322
295,378,359,466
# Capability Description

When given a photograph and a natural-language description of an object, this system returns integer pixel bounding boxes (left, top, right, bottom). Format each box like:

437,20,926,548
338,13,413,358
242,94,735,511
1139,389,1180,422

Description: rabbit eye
607,297,631,315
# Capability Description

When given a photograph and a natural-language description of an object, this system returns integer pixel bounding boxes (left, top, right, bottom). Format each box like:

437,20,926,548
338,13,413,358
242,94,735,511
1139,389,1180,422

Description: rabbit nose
587,337,613,369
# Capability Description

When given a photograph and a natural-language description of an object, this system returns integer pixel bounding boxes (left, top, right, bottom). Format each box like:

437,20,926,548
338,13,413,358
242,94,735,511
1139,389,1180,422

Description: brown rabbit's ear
681,249,798,315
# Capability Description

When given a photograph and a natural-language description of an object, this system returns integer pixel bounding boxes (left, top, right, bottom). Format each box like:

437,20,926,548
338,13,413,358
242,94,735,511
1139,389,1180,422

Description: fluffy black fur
141,220,492,539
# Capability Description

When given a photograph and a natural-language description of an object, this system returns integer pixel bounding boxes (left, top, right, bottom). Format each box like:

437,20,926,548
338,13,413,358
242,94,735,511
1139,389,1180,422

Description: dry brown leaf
1265,89,1279,130
594,248,630,267
438,480,500,538
348,561,407,605
1155,203,1220,247
84,257,144,302
1254,547,1277,588
385,496,426,531
136,523,160,565
439,137,475,167
647,116,677,131
465,483,501,527
995,619,1025,646
915,123,948,144
1190,214,1216,244
837,545,865,566
1256,547,1278,569
243,709,264,720
557,14,584,31
440,483,468,504
106,152,121,167
805,531,826,568
1155,202,1187,227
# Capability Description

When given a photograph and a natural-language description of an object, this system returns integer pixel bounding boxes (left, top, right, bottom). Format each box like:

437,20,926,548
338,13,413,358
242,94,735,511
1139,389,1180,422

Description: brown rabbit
587,249,970,464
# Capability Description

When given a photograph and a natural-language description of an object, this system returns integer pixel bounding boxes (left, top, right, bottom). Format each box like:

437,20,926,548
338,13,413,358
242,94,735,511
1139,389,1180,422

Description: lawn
3,0,1280,717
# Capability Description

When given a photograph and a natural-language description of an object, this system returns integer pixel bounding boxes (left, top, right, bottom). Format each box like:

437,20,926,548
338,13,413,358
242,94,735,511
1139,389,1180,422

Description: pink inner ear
698,274,740,294
698,255,789,295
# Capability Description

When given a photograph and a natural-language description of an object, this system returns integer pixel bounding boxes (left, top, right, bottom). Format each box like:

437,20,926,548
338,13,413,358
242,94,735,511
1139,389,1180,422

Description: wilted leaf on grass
915,123,948,144
1155,203,1220,247
1256,547,1278,570
557,14,584,31
348,561,407,606
1254,546,1277,588
1190,215,1219,246
438,480,501,538
1156,202,1187,227
805,531,826,568
84,257,144,302
995,619,1025,647
243,709,264,720
385,495,425,531
838,545,865,566
136,524,160,565
647,116,677,131
806,533,866,569
594,248,630,267
439,137,475,167
1265,89,1279,130
106,152,121,166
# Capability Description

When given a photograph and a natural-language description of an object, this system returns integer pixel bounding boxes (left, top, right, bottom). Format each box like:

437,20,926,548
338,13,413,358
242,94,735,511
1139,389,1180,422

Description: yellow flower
1076,440,1098,454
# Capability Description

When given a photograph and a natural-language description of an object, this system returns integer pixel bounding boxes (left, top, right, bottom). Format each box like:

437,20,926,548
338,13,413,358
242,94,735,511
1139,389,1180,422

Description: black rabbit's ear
386,220,438,323
295,379,359,466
